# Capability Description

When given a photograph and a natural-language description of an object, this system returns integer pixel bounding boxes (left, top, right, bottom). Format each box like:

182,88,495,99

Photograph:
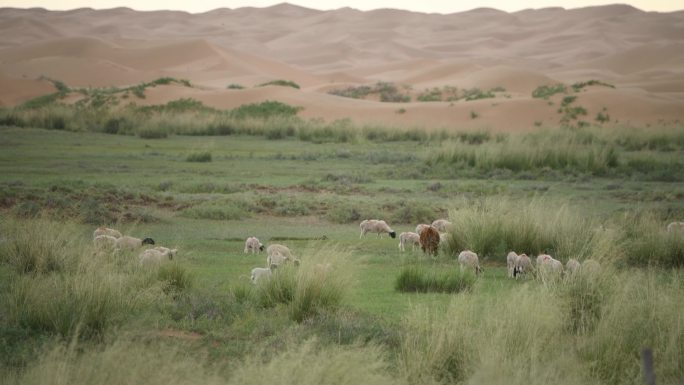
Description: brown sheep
419,226,440,256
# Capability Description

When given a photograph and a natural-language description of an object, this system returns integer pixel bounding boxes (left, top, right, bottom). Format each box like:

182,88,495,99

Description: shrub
532,84,567,99
186,151,212,162
230,101,302,119
157,263,194,294
137,127,168,139
258,80,300,89
395,266,475,293
227,83,244,89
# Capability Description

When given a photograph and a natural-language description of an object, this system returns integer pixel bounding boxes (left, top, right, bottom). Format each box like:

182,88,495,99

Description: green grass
0,123,683,384
532,83,567,99
258,79,301,89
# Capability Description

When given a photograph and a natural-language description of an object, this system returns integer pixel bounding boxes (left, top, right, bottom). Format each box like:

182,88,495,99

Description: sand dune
0,3,683,130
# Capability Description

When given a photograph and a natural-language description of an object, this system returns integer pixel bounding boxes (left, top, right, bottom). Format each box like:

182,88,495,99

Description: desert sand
1,3,683,131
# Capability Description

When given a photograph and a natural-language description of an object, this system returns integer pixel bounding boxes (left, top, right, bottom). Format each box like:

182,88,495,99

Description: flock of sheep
93,219,684,284
92,227,177,267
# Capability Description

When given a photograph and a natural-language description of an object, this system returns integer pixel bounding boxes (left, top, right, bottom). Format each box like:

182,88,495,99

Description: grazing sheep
566,258,581,274
93,227,122,239
266,244,293,267
458,250,483,275
536,254,551,267
251,264,277,284
139,247,176,267
415,224,430,235
667,221,684,233
244,236,264,254
513,254,532,279
152,246,178,258
419,226,441,256
94,234,118,249
506,251,519,278
115,235,155,250
398,232,421,252
359,219,397,239
539,255,563,279
431,219,452,233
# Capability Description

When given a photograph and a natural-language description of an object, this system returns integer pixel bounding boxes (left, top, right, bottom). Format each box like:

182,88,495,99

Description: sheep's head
142,237,155,245
168,249,178,259
259,244,265,251
389,231,397,239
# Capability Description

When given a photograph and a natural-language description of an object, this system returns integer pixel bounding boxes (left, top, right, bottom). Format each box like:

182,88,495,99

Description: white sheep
266,244,294,267
139,247,176,267
431,219,452,233
667,221,684,233
115,235,155,250
506,251,519,278
359,219,396,239
538,255,563,279
513,254,532,279
458,250,483,275
415,224,430,235
251,264,277,284
244,236,264,254
94,234,118,249
566,258,581,274
93,227,122,239
398,232,420,252
439,232,450,243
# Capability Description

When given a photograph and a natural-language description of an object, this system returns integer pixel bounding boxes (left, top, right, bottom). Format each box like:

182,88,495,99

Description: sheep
536,254,551,267
431,219,452,233
415,224,430,235
93,227,122,239
667,221,684,233
419,226,441,256
244,236,264,254
566,258,581,274
439,232,450,243
115,235,155,250
506,251,519,278
513,254,532,279
266,244,294,267
398,232,420,252
458,250,483,275
359,219,396,239
152,246,178,258
94,234,118,249
538,255,563,280
139,247,176,267
251,264,277,284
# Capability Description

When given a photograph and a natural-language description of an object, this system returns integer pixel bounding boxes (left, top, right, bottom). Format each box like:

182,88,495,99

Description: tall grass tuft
254,247,352,322
0,218,83,274
620,213,684,267
157,262,194,294
395,266,475,293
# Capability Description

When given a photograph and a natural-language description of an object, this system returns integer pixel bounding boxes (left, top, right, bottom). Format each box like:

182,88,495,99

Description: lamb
115,235,155,250
244,236,264,254
431,219,452,233
513,254,532,279
419,226,441,256
398,232,420,252
566,258,581,274
415,224,430,235
93,227,122,239
506,251,519,278
359,219,397,239
251,264,277,284
458,250,483,275
94,234,118,249
667,221,684,233
139,247,176,267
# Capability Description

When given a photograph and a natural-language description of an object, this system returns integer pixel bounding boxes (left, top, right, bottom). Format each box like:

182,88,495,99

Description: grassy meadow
1,98,684,384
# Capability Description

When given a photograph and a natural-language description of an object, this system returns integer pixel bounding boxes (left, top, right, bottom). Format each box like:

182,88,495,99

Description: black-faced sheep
244,236,264,254
359,219,396,239
506,251,519,278
398,232,420,252
419,226,440,256
513,254,532,279
115,235,155,250
458,250,483,275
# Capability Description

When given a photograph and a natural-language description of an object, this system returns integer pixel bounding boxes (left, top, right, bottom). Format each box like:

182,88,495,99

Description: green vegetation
227,83,245,89
532,83,567,99
0,122,683,384
186,151,212,162
258,79,301,89
572,80,615,92
328,82,410,102
395,266,475,293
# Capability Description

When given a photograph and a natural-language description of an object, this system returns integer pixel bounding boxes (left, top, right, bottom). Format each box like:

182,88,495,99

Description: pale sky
0,0,682,13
